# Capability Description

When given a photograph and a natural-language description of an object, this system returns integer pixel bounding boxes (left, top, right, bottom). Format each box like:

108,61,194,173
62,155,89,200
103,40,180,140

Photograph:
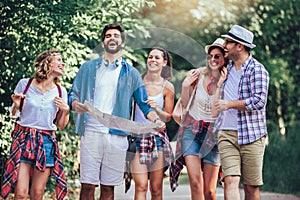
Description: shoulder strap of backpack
19,77,33,113
56,83,62,98
53,83,62,123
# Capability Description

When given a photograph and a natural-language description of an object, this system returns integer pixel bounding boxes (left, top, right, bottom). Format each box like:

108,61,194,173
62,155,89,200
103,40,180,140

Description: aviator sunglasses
207,54,222,60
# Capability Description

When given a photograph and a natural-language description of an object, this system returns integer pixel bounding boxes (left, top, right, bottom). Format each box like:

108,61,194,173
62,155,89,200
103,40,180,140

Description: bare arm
10,93,25,119
212,68,228,117
54,96,70,130
146,110,166,132
181,69,200,108
215,99,247,112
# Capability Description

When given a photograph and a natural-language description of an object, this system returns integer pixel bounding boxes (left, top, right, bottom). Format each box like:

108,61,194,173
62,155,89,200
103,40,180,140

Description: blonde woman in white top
170,39,227,200
2,50,69,200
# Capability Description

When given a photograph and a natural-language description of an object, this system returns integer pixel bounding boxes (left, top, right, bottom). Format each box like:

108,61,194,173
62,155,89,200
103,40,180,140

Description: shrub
262,121,300,194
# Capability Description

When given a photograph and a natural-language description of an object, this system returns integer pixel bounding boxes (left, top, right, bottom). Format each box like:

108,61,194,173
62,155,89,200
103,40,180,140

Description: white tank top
134,80,166,123
188,75,216,122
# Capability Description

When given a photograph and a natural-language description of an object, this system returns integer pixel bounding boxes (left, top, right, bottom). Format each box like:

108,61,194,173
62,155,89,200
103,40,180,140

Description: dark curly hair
100,23,126,43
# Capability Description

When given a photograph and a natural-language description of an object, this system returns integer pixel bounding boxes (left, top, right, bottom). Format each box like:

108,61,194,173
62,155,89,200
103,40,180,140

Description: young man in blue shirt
68,23,165,200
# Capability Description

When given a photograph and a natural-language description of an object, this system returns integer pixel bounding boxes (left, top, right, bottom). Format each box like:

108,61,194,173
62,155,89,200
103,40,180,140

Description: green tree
0,0,155,194
140,0,300,194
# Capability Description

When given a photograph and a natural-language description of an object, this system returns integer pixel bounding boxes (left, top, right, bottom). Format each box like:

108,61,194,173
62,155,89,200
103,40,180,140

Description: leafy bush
262,121,300,194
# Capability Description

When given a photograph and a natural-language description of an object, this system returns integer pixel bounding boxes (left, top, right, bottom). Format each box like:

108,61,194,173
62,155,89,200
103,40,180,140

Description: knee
150,185,162,197
100,185,114,196
14,189,29,200
244,184,259,196
204,186,216,199
189,180,202,192
204,189,216,200
224,175,240,186
80,183,95,195
30,188,45,200
136,182,148,193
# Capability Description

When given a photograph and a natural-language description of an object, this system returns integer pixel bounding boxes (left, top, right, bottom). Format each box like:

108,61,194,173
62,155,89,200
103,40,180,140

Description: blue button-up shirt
68,57,154,136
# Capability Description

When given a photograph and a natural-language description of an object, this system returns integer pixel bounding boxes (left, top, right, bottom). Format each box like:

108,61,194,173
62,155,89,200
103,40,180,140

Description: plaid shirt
124,130,174,193
139,130,173,166
220,55,269,145
1,124,67,200
169,115,210,192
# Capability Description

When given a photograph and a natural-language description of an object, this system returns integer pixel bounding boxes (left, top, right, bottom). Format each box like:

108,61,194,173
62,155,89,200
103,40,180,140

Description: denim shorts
20,135,55,167
136,135,163,151
182,126,220,166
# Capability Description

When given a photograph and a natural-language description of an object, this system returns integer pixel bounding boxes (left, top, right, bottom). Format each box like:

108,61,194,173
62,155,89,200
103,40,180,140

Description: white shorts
80,130,128,186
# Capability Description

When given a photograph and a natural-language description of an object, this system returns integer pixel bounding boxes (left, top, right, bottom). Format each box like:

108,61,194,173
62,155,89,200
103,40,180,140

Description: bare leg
224,175,241,200
30,167,51,200
80,183,96,200
100,184,114,200
203,163,220,200
130,151,148,200
244,184,261,200
184,155,205,200
14,163,31,200
149,151,164,200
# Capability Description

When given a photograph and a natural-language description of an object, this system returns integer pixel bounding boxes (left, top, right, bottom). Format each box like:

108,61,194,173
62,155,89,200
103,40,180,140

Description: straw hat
221,24,256,48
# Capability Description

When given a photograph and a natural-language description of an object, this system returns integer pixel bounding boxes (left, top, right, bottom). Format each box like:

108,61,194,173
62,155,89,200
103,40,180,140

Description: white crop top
134,80,166,123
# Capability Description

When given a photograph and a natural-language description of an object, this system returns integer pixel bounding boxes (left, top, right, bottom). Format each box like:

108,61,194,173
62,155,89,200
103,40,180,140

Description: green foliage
143,0,300,195
262,121,300,194
0,0,155,194
0,0,154,110
1,0,300,196
255,0,300,130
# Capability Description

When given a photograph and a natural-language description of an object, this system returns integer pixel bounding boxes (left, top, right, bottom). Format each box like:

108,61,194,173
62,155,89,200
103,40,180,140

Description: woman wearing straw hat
170,38,228,200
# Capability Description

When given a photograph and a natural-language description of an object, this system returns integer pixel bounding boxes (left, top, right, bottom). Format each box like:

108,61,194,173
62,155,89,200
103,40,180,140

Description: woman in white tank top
129,47,175,200
170,39,228,200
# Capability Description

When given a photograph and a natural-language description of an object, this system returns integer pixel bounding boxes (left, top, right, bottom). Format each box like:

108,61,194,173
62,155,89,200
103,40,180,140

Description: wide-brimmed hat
221,25,256,49
205,38,226,54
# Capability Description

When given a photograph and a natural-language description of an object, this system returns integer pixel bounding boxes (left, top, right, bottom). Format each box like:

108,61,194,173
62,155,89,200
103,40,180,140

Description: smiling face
50,54,65,77
224,38,239,61
147,49,167,73
102,29,124,54
207,47,225,71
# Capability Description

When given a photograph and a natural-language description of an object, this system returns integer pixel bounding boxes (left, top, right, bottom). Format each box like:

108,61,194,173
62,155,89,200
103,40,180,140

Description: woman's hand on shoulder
183,69,200,87
217,67,228,87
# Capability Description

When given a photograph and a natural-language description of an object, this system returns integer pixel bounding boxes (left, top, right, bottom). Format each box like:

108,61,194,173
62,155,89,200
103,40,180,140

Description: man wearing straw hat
214,25,269,200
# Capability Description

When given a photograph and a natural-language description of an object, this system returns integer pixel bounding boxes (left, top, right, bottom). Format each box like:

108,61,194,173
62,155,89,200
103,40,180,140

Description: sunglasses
224,40,238,45
207,54,222,60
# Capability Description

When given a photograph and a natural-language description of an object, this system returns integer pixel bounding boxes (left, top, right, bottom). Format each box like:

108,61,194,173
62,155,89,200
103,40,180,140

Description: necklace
206,75,218,94
204,94,213,111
